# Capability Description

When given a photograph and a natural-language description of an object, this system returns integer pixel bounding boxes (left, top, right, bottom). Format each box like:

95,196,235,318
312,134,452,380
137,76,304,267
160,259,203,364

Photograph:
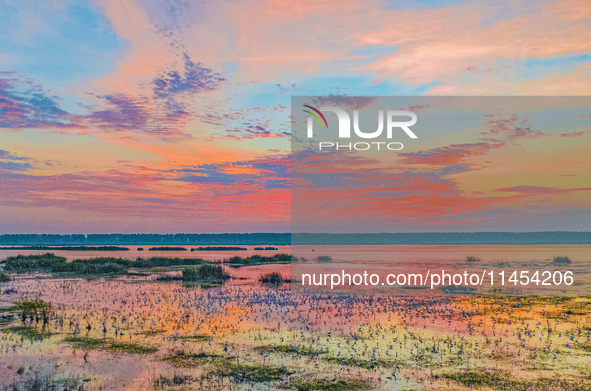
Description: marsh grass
322,356,389,370
293,377,370,391
253,344,325,356
3,253,210,276
442,370,591,391
10,326,55,340
162,352,291,383
182,264,229,282
259,272,288,283
228,253,291,267
4,372,83,391
64,336,157,354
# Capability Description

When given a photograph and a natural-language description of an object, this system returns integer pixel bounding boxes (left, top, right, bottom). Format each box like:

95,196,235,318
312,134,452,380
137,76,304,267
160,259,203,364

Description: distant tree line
0,233,290,245
0,232,589,245
292,231,591,245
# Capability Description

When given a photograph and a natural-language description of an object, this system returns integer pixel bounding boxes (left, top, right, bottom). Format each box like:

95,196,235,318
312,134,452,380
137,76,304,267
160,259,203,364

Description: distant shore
0,232,589,245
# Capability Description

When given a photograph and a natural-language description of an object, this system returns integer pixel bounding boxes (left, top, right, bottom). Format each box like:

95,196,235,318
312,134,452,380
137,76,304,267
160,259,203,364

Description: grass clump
131,257,207,268
163,352,223,367
466,255,481,263
259,272,288,284
108,342,157,354
228,253,291,267
192,246,247,251
63,336,104,350
213,363,290,382
4,372,83,391
254,344,323,356
294,378,370,391
316,256,332,263
182,264,229,282
10,326,54,340
163,352,290,382
322,357,388,370
4,253,66,272
553,256,572,265
0,272,11,282
64,336,157,354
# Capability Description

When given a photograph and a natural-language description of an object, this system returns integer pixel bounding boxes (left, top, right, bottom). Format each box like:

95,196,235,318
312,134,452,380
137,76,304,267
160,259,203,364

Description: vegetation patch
0,272,11,282
553,256,572,265
0,246,128,251
212,362,291,383
10,326,54,340
259,272,289,284
228,253,291,267
323,357,389,370
293,378,370,391
254,344,325,356
192,246,247,251
182,264,229,282
4,372,84,391
149,247,187,251
162,352,224,367
64,336,157,354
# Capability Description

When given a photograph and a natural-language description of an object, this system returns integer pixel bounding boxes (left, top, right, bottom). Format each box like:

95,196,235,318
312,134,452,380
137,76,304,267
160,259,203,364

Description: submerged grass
64,336,157,354
162,352,291,383
293,378,370,391
442,370,591,390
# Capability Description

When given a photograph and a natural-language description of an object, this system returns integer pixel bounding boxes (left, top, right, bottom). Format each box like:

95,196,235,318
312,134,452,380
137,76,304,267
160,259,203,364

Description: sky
0,0,590,234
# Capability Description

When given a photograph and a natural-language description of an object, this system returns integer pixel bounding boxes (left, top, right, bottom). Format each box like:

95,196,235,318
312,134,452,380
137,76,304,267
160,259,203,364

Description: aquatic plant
149,246,187,251
259,272,288,283
553,256,572,265
192,246,247,251
182,264,229,281
228,253,291,267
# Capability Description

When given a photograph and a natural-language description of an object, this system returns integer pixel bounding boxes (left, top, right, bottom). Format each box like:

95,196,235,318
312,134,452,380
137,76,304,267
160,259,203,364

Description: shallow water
1,246,591,390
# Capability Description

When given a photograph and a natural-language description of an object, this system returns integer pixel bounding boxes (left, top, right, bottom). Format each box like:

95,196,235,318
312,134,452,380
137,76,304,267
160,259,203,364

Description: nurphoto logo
303,105,418,151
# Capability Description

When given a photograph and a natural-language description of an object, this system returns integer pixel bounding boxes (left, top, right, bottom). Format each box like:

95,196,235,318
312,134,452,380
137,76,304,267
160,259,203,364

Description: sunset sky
0,0,590,233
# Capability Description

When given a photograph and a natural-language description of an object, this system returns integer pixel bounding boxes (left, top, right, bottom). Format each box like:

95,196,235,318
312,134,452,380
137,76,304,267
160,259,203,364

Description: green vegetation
192,246,247,251
154,374,192,387
2,253,210,276
0,245,129,251
254,247,278,250
293,378,370,391
3,371,84,391
466,255,481,263
3,254,128,275
442,370,591,390
9,326,54,340
64,336,157,354
108,342,158,354
316,255,332,263
259,272,288,283
182,264,229,282
228,253,291,267
163,352,290,383
323,357,388,370
213,362,290,383
0,271,10,282
149,246,187,251
254,344,323,356
131,256,207,268
553,255,572,265
14,299,52,325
